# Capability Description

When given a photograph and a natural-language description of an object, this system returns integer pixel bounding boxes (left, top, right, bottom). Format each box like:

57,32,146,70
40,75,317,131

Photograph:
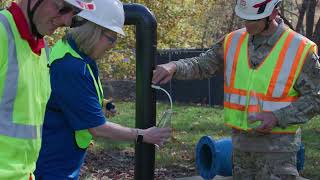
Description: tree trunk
296,0,308,33
228,9,236,32
312,17,320,47
306,0,317,38
280,0,285,15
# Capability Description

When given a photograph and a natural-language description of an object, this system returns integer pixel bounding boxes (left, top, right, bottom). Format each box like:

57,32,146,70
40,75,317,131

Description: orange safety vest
223,28,317,134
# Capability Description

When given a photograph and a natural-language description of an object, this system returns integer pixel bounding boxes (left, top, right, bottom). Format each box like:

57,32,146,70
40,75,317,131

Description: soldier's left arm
274,51,320,127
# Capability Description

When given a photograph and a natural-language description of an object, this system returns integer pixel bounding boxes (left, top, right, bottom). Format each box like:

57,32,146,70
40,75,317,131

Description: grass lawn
92,101,320,179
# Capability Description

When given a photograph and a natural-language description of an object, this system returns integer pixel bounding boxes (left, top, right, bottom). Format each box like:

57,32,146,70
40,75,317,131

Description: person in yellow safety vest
152,0,320,179
34,0,171,179
0,0,95,179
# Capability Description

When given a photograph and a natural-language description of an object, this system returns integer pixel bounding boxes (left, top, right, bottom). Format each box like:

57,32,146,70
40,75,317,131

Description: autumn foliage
1,0,319,80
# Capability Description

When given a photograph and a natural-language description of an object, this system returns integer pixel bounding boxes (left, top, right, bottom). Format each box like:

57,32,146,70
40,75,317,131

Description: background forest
2,0,319,80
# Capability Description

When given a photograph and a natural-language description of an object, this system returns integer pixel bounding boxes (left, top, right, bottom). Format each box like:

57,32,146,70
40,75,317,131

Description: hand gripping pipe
123,4,157,180
195,136,305,180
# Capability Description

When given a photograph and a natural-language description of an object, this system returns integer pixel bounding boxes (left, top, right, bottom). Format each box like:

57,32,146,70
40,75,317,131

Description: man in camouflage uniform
152,0,320,179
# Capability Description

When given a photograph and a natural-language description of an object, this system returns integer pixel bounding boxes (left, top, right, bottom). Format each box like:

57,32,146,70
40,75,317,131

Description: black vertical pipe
123,4,157,180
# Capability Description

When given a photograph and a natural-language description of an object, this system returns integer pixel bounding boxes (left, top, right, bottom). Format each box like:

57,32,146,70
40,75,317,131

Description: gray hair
68,21,105,56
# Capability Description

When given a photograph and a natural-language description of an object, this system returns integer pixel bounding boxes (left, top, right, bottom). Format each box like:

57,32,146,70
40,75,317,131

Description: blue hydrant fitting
195,136,305,180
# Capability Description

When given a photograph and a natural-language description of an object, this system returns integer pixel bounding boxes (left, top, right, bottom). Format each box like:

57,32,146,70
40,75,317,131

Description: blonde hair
68,21,105,56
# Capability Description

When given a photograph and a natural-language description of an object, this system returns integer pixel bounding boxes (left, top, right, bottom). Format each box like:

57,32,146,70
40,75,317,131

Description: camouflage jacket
172,19,320,152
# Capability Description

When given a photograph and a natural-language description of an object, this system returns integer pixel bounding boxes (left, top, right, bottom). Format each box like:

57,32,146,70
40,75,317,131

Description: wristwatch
136,129,144,144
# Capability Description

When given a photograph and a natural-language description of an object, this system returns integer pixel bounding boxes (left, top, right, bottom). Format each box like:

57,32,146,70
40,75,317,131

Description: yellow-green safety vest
49,39,104,149
223,28,317,134
0,10,51,180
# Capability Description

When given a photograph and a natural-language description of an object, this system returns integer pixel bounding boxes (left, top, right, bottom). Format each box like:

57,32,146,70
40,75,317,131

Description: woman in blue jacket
35,0,171,179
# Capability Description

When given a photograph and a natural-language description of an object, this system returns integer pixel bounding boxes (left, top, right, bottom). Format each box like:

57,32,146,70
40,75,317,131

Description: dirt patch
80,148,197,180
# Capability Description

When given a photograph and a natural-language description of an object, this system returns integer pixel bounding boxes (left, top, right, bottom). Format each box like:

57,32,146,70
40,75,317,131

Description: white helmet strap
27,0,44,38
71,16,88,28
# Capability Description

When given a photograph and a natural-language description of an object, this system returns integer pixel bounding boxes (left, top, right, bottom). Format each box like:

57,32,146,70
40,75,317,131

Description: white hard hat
64,0,96,11
77,0,125,36
235,0,281,20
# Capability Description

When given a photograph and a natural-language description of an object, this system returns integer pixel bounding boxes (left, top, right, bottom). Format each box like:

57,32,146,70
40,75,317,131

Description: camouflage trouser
232,149,300,180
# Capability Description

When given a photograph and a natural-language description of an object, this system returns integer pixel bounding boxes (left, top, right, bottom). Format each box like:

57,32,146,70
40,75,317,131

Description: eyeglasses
104,33,118,45
53,1,82,16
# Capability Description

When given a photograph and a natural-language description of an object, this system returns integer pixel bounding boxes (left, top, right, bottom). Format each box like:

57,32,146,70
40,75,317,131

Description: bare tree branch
282,8,299,18
312,17,320,47
295,0,299,8
296,0,308,33
228,8,236,32
306,0,317,38
280,13,294,30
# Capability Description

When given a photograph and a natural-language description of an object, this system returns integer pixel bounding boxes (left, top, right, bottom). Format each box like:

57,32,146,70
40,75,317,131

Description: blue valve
195,136,305,180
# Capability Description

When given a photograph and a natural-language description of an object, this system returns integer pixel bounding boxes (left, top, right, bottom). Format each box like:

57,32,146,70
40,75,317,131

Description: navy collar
67,35,96,65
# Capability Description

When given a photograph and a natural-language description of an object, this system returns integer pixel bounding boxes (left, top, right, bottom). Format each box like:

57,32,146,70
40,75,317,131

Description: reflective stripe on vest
87,64,104,104
224,92,292,112
224,28,246,87
223,28,316,133
0,13,37,139
268,33,313,97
